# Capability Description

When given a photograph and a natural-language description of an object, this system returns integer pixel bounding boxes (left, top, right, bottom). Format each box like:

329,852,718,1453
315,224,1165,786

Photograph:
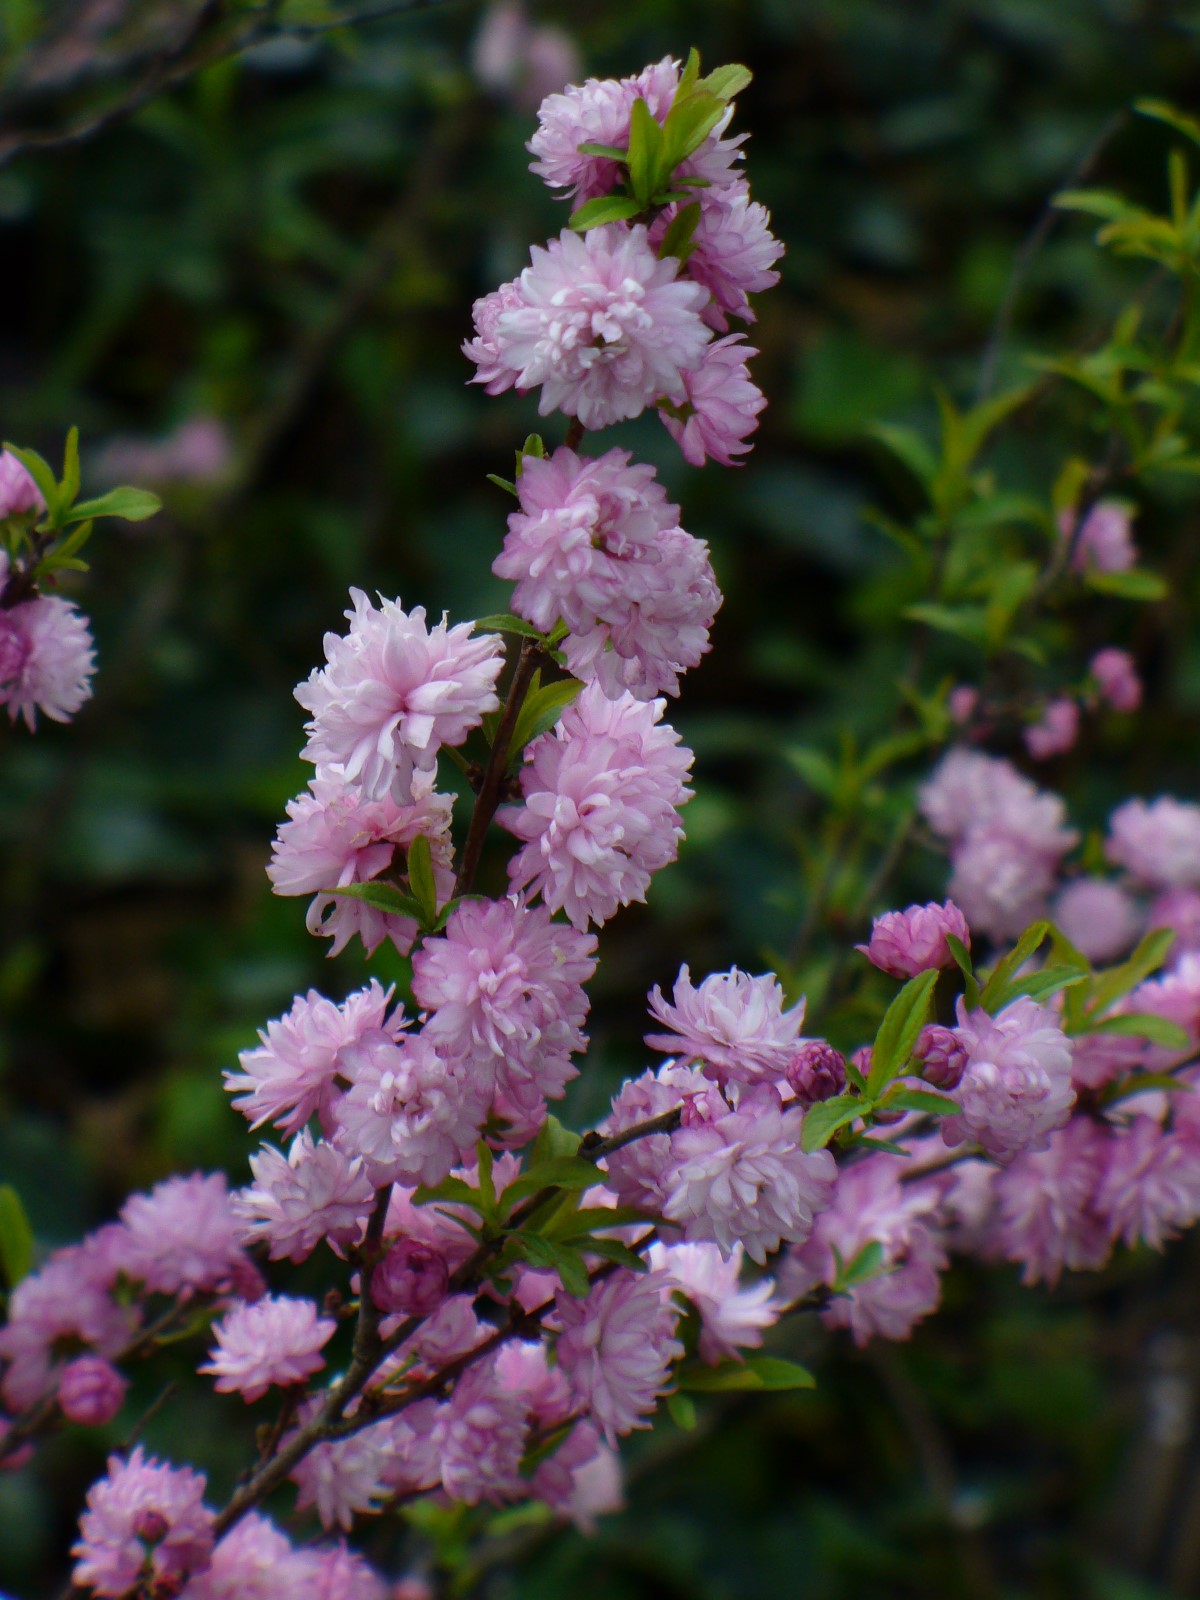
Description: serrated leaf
407,834,437,927
323,880,421,919
681,1354,815,1393
867,969,939,1096
801,1094,861,1152
66,486,161,524
569,194,644,232
0,1185,34,1289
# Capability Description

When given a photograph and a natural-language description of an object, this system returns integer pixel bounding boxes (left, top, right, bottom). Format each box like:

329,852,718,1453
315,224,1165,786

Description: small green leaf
1135,97,1200,151
1103,1072,1192,1107
3,444,58,517
1078,1012,1190,1049
980,922,1051,1012
569,195,644,232
0,1185,34,1289
474,613,544,639
323,880,422,919
801,1094,862,1152
832,1239,887,1292
1084,567,1168,602
573,1236,649,1274
627,95,665,201
1089,928,1176,1016
485,474,517,496
509,676,582,759
575,141,628,160
66,486,161,524
411,1175,486,1212
657,200,702,262
513,1235,591,1298
879,1086,958,1117
529,1114,582,1165
667,1391,697,1430
61,426,80,508
867,969,939,1096
407,834,438,928
696,62,752,102
988,966,1089,1010
681,1354,815,1393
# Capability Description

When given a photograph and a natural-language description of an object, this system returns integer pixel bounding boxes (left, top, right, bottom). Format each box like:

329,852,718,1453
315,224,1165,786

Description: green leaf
867,969,939,1096
474,613,543,639
1084,567,1168,602
903,602,988,645
1078,1012,1190,1049
4,444,58,517
485,474,517,496
0,1185,34,1289
499,1156,602,1213
627,95,665,201
65,486,161,524
569,195,644,232
696,62,753,102
878,1086,958,1117
980,922,1051,1011
1103,1072,1192,1107
945,933,978,1009
530,1114,582,1166
801,1094,862,1152
575,141,628,160
513,1235,591,1298
323,880,421,919
61,426,80,509
865,421,937,489
509,677,582,759
1089,928,1176,1016
407,834,438,928
1054,187,1140,222
832,1239,886,1291
667,1391,697,1430
657,200,702,262
573,1236,649,1274
660,91,726,174
519,433,545,462
681,1354,815,1393
1135,97,1200,151
411,1175,486,1212
989,966,1090,1010
548,1206,655,1239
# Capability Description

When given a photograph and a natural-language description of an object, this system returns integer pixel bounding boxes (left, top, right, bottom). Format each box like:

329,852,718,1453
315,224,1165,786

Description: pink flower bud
0,450,44,518
58,1357,128,1427
1024,697,1079,762
1091,647,1141,713
134,1508,170,1544
371,1240,449,1316
948,685,979,725
914,1024,967,1091
785,1041,847,1106
858,900,970,980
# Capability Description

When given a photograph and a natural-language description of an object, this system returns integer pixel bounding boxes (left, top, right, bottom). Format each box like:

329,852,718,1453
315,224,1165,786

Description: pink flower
201,1295,334,1402
944,998,1075,1162
0,585,96,729
785,1041,847,1106
299,1541,391,1600
1091,647,1142,713
506,681,693,928
648,1240,778,1365
462,277,526,395
0,1242,133,1411
919,748,1065,845
370,1239,449,1316
438,1358,531,1504
472,2,581,113
113,1173,251,1297
0,450,44,517
1148,888,1200,961
645,965,806,1086
858,900,970,979
660,1085,836,1263
1107,797,1200,890
1023,697,1079,762
268,769,454,957
600,1061,708,1212
659,334,767,467
992,1118,1111,1285
495,447,721,700
527,57,744,202
233,1131,375,1262
948,685,979,725
413,896,596,1132
73,1448,214,1597
1051,877,1141,964
224,980,403,1137
468,225,712,429
58,1358,128,1427
670,180,783,331
332,1030,491,1188
947,827,1062,942
780,1157,947,1345
914,1024,967,1091
555,1270,683,1443
289,1407,392,1530
295,590,504,805
1095,1116,1200,1250
183,1513,311,1600
1062,499,1137,574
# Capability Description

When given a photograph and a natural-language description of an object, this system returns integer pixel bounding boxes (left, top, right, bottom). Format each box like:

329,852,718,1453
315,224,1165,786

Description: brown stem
453,638,540,898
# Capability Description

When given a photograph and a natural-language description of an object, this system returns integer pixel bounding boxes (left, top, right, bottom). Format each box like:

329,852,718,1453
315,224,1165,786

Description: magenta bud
133,1509,170,1544
786,1041,847,1107
370,1239,449,1317
914,1024,967,1092
58,1356,128,1427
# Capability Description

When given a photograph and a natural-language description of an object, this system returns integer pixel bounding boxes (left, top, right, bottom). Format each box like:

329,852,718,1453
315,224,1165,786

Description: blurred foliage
6,0,1200,1595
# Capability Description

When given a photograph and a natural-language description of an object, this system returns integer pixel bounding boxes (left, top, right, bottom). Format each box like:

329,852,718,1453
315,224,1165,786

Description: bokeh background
4,1,1200,1595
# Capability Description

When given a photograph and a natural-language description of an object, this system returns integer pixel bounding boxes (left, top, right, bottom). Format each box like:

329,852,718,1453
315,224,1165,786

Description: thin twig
453,638,540,898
